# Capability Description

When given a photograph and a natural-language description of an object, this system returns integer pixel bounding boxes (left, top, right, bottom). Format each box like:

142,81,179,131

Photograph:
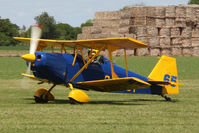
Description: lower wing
76,77,151,92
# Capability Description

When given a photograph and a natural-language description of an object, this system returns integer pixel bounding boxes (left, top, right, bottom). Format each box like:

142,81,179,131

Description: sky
0,0,189,28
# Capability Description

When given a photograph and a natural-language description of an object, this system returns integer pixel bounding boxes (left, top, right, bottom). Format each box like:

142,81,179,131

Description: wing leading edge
14,37,147,52
76,77,151,92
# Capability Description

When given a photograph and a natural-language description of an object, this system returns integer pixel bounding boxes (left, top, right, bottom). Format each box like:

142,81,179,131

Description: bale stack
78,4,199,56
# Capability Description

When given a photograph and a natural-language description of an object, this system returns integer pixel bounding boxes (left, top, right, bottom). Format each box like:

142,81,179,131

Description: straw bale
165,18,175,27
145,6,156,17
155,18,165,27
94,19,120,27
171,47,182,56
166,6,176,17
175,17,186,27
176,6,186,17
129,26,146,36
114,49,134,56
159,27,170,37
159,37,171,46
150,48,160,56
181,27,192,38
191,37,199,46
126,50,134,56
77,34,85,40
129,26,136,34
147,37,159,47
81,27,102,34
192,28,199,37
91,27,102,34
186,18,197,27
137,36,147,44
130,17,146,26
77,34,95,40
136,48,149,56
171,37,182,46
186,6,196,18
171,27,181,37
114,49,123,56
182,38,191,47
118,27,130,34
147,27,158,37
119,19,131,27
195,7,199,17
94,11,121,19
155,6,166,17
124,34,137,39
146,17,156,26
127,6,147,17
161,48,171,56
102,27,119,34
182,48,192,56
193,47,199,56
82,27,92,34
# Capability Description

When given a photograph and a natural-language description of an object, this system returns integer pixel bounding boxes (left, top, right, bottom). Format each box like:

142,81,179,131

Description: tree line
0,12,93,46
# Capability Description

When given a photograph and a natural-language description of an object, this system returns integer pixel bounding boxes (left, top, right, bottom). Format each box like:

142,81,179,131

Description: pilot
88,49,99,63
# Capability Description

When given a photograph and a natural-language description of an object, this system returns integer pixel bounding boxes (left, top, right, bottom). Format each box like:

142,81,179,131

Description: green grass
0,56,199,133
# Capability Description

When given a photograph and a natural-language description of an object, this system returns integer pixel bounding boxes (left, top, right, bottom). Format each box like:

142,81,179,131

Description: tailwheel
68,89,90,104
34,88,54,103
161,94,172,101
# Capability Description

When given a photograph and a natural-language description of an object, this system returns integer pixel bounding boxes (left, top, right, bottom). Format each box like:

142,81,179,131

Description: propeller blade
29,24,42,54
21,24,42,89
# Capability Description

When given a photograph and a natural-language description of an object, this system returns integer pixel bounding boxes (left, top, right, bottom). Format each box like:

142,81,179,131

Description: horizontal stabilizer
76,77,150,92
148,80,171,85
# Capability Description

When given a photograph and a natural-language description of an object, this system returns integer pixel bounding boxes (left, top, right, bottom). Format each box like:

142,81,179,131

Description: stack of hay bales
78,4,199,56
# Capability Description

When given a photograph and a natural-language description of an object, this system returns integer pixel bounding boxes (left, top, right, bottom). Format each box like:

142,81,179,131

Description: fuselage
31,52,162,94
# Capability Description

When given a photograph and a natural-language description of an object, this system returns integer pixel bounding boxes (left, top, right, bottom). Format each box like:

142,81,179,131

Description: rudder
148,55,179,94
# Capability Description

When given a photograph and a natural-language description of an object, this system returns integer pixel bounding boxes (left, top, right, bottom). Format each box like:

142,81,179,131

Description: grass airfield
0,56,199,133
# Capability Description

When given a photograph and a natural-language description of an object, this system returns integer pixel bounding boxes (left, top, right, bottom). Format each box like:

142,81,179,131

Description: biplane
14,25,180,104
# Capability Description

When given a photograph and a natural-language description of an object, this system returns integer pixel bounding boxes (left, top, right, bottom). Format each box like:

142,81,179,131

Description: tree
81,19,93,28
56,23,81,40
188,0,199,4
0,18,19,46
34,12,57,39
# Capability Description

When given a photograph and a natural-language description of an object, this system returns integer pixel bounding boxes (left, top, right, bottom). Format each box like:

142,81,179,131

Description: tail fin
148,55,179,94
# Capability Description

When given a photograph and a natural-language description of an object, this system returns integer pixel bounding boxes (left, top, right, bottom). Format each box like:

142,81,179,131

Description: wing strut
72,47,86,66
124,48,128,77
108,46,118,79
69,46,105,83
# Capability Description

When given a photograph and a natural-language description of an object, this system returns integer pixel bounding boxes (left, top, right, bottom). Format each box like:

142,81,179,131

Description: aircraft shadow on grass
23,98,179,105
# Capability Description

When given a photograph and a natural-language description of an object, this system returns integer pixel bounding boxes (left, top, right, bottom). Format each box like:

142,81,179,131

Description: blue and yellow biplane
14,25,180,104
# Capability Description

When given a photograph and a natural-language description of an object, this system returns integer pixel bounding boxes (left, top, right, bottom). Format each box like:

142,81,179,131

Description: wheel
34,94,48,103
34,88,54,103
165,96,171,101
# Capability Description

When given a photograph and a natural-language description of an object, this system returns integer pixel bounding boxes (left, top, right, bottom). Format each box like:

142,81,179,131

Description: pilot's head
88,49,99,59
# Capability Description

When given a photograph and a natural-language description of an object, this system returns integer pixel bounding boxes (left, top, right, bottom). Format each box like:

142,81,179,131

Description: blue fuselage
31,52,162,94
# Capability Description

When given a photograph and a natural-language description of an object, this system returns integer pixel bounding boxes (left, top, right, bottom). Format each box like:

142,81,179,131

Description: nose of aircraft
21,54,36,62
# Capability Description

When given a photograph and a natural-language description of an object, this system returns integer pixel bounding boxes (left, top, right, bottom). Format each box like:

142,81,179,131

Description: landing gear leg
161,94,172,101
34,84,56,103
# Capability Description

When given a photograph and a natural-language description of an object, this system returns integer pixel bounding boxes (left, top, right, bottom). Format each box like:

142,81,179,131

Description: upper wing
76,77,151,92
14,37,147,52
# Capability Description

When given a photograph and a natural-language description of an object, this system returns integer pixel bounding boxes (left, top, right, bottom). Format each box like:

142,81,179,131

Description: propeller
21,24,42,89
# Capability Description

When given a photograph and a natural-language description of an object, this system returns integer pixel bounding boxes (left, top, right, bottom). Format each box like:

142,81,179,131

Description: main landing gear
161,94,172,101
34,84,56,103
68,83,90,104
33,83,90,104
